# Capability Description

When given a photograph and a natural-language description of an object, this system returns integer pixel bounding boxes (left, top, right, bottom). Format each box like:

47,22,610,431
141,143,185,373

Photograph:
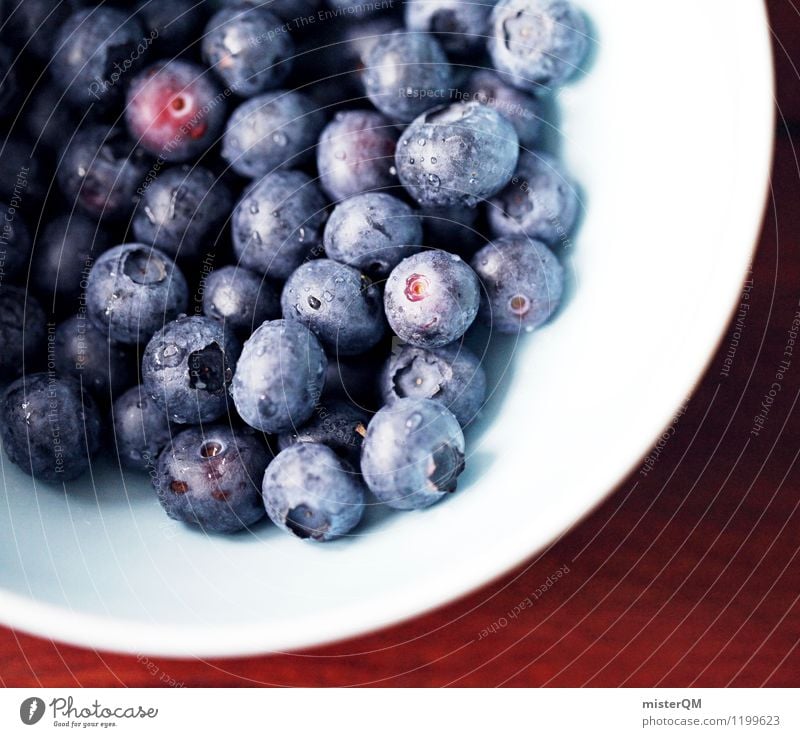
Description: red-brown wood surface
1,1,799,688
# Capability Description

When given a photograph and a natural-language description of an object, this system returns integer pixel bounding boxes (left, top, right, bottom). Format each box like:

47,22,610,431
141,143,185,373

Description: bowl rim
0,0,776,657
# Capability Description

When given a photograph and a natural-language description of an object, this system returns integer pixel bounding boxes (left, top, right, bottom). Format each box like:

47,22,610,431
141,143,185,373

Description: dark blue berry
419,204,483,257
126,60,228,163
132,166,233,259
281,259,386,355
380,343,486,426
360,397,465,510
396,101,519,208
277,398,370,468
222,91,326,179
470,234,563,333
262,443,365,542
202,6,293,97
405,0,493,58
85,244,189,345
133,0,207,55
0,44,18,113
489,0,588,93
57,126,149,222
231,319,327,434
0,200,31,279
22,81,78,154
31,215,110,311
232,169,327,280
465,70,545,149
201,265,280,338
142,316,241,425
0,286,46,382
1,373,102,483
487,151,579,245
54,314,137,403
362,31,451,123
52,7,148,110
2,0,85,62
155,425,269,533
111,385,173,472
323,192,422,279
316,110,399,202
384,249,480,348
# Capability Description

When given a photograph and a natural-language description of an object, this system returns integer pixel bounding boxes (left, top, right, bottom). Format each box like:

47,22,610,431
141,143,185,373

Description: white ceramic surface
0,0,774,656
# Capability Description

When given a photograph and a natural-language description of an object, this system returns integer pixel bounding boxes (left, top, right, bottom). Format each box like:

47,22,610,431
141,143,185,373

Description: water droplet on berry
308,295,321,310
405,412,423,430
417,138,426,146
249,200,259,214
298,227,306,242
272,131,288,146
428,173,440,189
430,156,437,164
389,165,397,176
323,291,334,302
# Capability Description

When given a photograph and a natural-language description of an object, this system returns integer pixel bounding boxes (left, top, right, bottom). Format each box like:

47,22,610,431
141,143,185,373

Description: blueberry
262,443,365,541
221,91,326,179
0,137,43,208
281,259,385,355
323,192,422,279
277,398,370,468
142,316,241,425
323,354,383,409
231,319,327,434
396,101,519,208
202,265,280,338
154,425,269,533
405,0,493,58
1,373,102,483
231,170,327,281
362,31,451,123
111,385,173,472
2,0,85,62
465,70,545,149
22,81,78,154
0,201,31,279
419,204,483,257
202,6,293,97
54,314,137,403
57,126,149,222
340,15,404,66
0,44,18,113
489,0,588,93
487,151,579,245
316,110,399,202
384,249,480,348
325,0,383,17
133,0,207,55
360,397,465,510
31,215,110,311
0,287,46,382
132,166,233,259
380,343,486,426
219,0,323,23
126,60,228,163
85,244,189,345
52,7,148,110
470,234,563,332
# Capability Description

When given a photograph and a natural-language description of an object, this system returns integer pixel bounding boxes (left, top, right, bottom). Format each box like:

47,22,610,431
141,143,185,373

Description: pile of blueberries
0,0,587,541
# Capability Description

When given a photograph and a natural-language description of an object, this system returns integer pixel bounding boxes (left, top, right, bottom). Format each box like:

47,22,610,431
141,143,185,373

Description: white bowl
0,0,774,656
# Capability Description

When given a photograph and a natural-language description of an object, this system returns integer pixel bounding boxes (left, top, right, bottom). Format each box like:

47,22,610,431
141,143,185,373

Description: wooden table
1,0,798,687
